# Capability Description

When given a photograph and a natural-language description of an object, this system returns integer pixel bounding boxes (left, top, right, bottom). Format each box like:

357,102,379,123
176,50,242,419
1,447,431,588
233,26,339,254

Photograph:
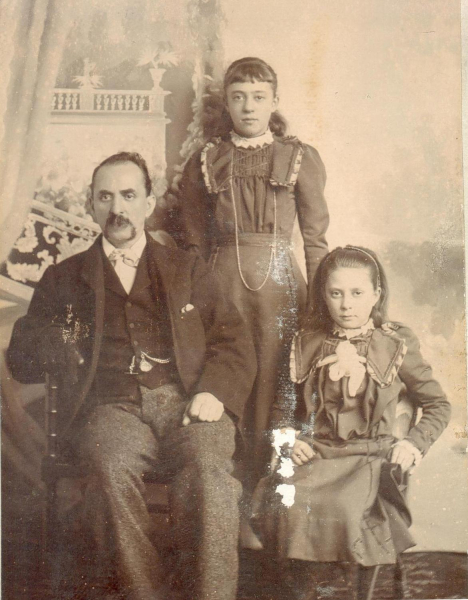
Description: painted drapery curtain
0,0,75,263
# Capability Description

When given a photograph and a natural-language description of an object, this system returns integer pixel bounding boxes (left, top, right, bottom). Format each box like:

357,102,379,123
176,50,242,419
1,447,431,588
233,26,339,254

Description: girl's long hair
305,246,389,332
203,57,288,140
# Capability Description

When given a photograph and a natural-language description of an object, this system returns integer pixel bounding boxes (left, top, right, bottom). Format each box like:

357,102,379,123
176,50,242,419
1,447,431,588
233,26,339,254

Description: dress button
133,340,138,346
126,302,132,308
129,323,135,329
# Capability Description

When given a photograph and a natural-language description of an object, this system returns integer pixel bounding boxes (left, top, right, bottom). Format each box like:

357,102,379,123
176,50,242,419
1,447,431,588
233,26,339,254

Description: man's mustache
106,213,133,228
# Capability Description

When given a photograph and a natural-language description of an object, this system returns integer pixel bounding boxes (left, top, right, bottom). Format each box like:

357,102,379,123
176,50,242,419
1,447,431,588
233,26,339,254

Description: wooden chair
41,374,171,557
356,393,420,600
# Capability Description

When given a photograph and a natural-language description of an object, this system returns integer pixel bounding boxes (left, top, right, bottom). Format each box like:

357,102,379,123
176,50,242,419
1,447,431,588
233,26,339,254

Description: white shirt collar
332,319,375,340
102,232,147,260
230,129,274,149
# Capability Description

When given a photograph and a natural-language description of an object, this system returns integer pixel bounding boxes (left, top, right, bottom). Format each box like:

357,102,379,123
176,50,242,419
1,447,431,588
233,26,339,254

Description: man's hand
41,326,84,384
182,392,224,426
291,439,315,466
390,440,418,472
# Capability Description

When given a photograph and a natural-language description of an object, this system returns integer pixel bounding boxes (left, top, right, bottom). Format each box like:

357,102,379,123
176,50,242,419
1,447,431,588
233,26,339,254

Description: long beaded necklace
229,149,277,292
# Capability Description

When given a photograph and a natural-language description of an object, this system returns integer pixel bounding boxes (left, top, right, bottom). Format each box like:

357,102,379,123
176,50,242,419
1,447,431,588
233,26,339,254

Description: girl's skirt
252,437,416,566
210,233,306,485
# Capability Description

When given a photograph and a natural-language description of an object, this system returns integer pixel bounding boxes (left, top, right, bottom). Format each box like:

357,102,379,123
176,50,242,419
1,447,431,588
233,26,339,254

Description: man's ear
145,194,157,218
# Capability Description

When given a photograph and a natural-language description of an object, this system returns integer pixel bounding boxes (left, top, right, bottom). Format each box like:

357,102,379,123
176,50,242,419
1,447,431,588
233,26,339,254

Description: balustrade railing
52,89,166,114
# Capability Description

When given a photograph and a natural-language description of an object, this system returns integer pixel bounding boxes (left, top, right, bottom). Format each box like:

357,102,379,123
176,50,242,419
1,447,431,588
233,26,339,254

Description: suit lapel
66,237,106,426
81,236,105,292
102,252,128,297
145,234,178,347
145,234,176,303
145,235,206,395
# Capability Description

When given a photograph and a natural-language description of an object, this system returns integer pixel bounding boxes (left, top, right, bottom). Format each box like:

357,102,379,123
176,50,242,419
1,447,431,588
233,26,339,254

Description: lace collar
332,319,375,340
230,129,274,149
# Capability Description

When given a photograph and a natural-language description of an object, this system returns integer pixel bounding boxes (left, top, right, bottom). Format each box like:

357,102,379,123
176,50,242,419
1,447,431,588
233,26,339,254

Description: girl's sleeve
295,145,330,306
397,326,451,456
178,151,213,261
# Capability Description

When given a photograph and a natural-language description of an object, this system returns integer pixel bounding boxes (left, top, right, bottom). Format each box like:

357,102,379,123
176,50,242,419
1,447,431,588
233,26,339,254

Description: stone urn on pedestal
138,44,179,92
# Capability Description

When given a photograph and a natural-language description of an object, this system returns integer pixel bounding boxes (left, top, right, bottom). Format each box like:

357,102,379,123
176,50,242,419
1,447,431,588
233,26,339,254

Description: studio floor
238,550,468,600
3,521,467,600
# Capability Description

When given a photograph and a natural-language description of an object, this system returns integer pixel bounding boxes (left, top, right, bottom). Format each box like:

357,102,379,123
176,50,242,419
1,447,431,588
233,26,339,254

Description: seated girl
254,245,451,599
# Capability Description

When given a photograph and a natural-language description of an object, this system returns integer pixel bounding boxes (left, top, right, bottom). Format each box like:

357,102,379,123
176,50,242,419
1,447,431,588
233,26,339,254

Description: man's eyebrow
120,188,136,195
98,189,113,197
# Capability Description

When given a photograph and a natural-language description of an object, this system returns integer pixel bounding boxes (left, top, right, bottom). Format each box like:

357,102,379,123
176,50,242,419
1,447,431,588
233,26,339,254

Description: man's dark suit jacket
8,234,257,439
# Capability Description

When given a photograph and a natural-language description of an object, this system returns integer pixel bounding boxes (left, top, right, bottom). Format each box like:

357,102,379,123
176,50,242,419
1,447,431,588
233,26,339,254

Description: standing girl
254,246,451,599
178,57,329,484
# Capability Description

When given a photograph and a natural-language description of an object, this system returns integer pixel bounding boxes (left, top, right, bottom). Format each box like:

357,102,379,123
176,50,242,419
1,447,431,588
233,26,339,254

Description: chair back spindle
45,373,59,461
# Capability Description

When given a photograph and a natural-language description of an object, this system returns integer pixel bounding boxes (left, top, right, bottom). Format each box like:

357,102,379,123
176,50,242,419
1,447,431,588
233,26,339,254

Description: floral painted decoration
72,58,103,89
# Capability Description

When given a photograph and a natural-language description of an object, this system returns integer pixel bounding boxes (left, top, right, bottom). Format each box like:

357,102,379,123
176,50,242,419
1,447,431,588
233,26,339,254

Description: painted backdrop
1,0,466,562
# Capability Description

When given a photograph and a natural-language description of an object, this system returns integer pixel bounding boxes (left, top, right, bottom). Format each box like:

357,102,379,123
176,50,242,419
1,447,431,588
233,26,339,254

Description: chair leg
357,565,380,600
394,555,408,599
42,478,59,598
43,479,59,554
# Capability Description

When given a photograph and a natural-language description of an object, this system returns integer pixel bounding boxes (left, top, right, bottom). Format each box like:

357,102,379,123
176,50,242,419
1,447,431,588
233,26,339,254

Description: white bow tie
108,248,140,268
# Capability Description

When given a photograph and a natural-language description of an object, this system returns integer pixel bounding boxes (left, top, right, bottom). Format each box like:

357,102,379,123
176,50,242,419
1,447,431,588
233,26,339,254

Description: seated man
7,152,257,600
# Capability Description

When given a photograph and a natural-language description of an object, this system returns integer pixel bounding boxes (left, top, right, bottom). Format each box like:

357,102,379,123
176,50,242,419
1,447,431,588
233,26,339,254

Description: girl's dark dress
255,322,451,566
179,134,329,478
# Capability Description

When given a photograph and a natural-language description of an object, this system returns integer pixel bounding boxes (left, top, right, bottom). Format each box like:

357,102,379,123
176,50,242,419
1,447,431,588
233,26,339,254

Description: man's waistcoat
91,248,178,399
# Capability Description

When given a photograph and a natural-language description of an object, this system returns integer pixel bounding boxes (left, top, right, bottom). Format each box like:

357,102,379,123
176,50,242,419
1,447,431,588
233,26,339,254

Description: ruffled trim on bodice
200,136,306,194
200,137,223,194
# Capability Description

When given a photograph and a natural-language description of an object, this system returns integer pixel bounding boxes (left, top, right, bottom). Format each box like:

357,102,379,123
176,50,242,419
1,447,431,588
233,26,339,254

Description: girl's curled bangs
224,57,278,94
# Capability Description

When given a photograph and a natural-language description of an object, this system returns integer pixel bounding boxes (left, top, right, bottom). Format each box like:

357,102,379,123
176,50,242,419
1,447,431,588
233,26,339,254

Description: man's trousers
71,383,242,600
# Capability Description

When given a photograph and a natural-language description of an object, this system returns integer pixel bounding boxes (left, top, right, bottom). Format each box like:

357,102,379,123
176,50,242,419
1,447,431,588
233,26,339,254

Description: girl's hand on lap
291,440,315,466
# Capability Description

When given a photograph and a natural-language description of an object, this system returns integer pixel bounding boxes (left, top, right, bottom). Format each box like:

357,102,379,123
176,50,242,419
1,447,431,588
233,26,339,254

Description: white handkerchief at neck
332,319,375,340
230,129,274,149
